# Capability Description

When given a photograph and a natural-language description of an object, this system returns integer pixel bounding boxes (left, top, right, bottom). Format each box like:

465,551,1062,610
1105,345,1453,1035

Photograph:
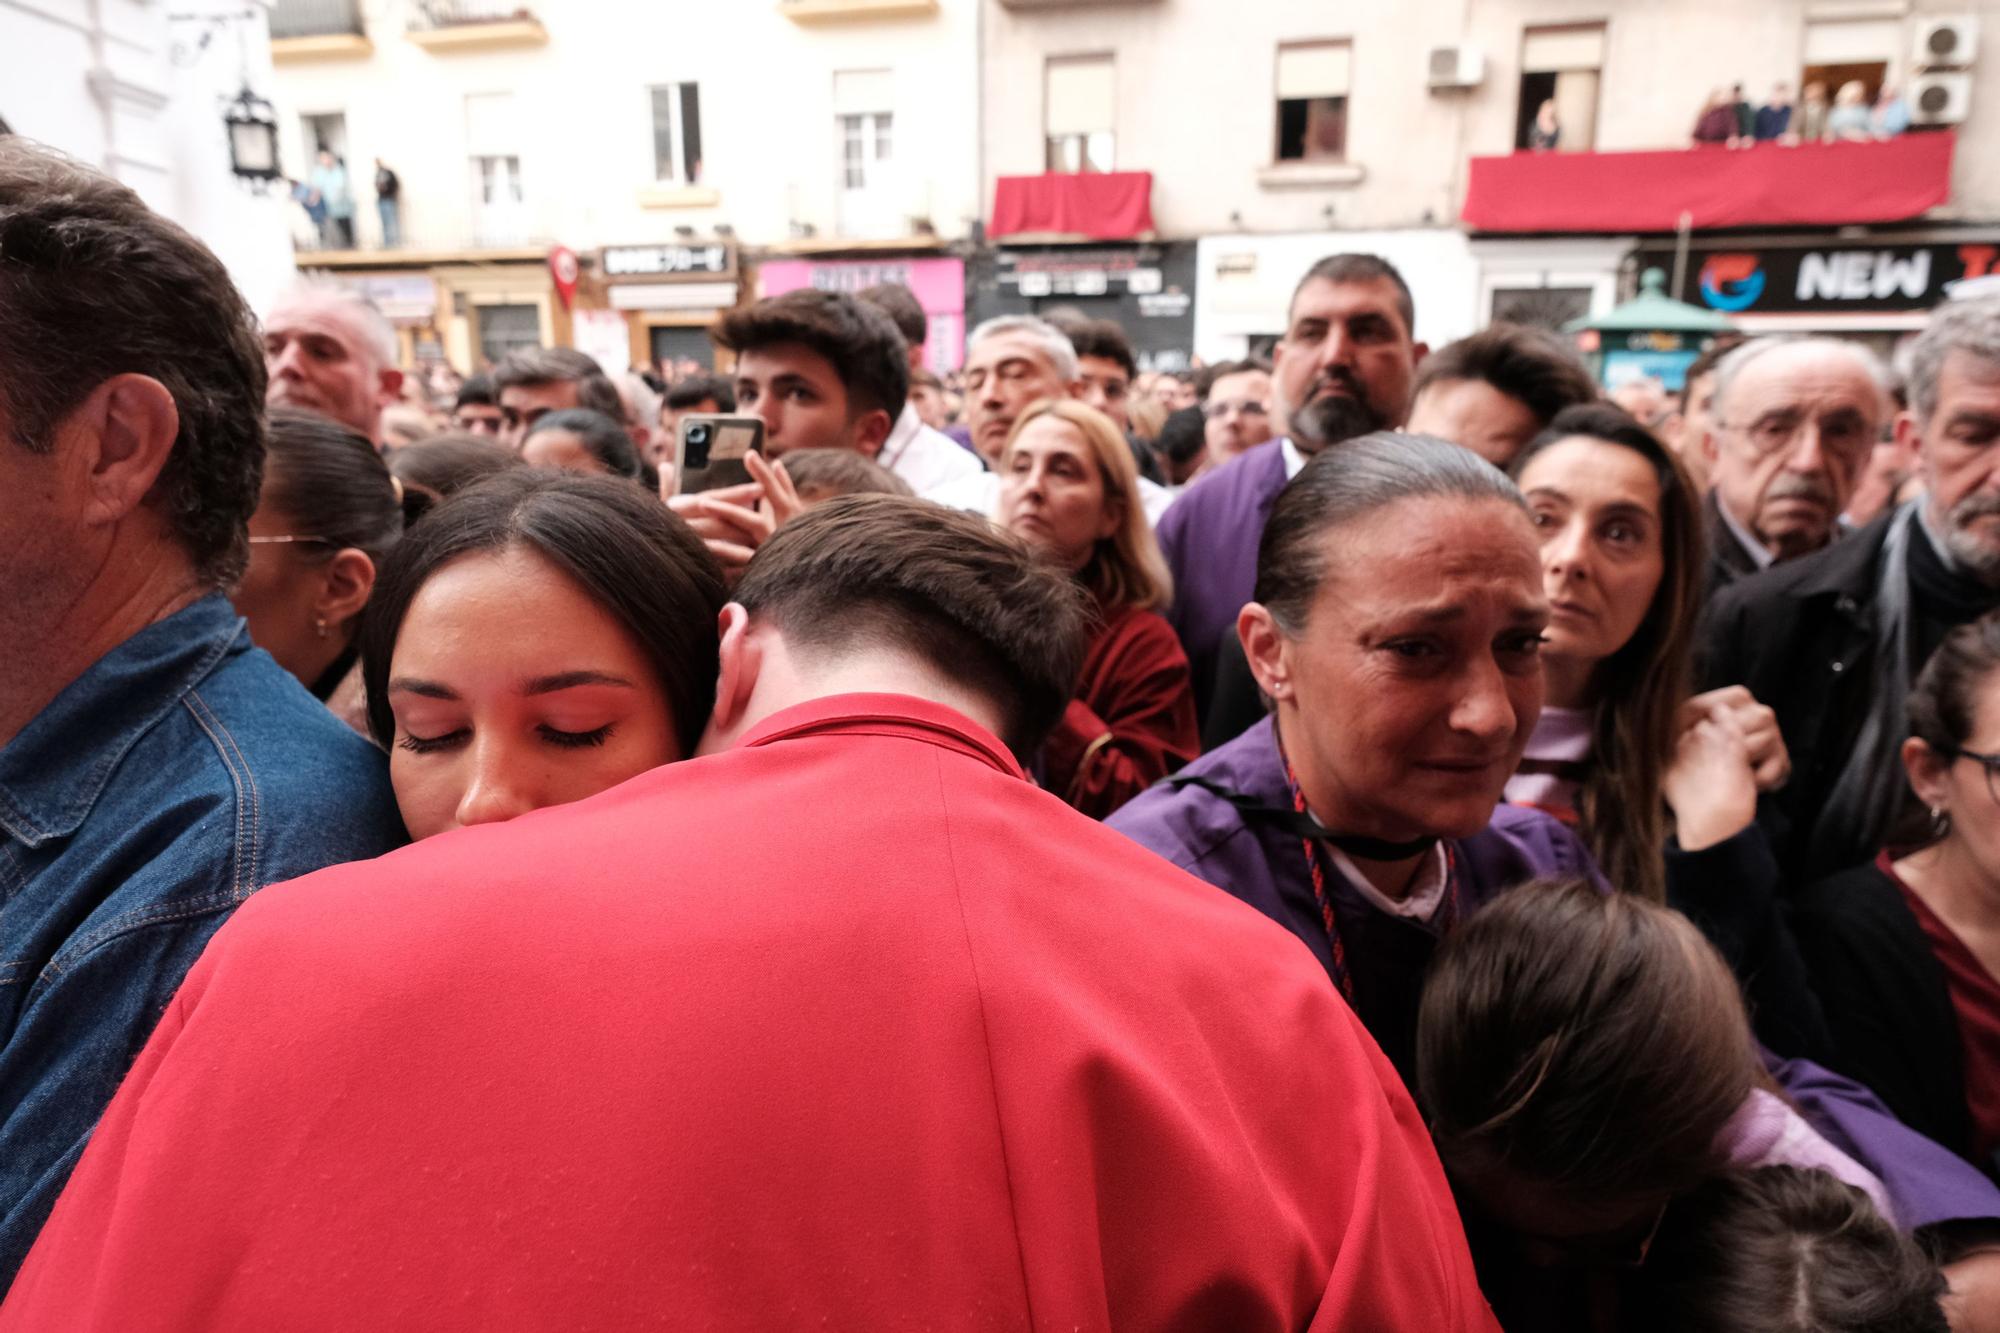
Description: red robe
1,695,1496,1333
1040,602,1199,819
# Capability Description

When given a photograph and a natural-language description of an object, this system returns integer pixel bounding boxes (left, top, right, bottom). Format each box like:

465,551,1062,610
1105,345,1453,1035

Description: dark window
651,83,703,185
1276,96,1347,161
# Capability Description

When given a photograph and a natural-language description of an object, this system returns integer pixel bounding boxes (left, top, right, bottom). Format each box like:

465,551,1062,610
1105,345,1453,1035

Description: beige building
984,0,2000,359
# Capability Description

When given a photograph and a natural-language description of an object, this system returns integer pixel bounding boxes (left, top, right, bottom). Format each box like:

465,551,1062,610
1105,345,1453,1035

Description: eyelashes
396,724,615,755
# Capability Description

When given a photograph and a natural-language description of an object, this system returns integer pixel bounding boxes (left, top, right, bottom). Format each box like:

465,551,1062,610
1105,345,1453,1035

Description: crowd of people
10,131,2000,1329
1693,79,1913,148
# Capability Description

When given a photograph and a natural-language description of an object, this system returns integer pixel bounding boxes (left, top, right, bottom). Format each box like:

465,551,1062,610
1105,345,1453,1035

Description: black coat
1698,511,1893,885
1791,859,1984,1174
1702,490,1767,602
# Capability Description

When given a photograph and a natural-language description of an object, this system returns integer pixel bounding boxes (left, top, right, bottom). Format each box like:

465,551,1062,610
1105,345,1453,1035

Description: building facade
2,0,296,312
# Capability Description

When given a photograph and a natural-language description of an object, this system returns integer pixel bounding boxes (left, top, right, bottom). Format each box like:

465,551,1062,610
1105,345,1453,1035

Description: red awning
991,172,1155,241
1462,132,1955,234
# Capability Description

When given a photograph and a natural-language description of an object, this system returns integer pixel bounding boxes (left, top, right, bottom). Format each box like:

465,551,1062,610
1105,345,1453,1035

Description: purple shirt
1155,442,1290,708
1109,716,2000,1240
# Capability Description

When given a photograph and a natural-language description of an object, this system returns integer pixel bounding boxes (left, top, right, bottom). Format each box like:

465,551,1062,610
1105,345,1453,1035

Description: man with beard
1701,298,2000,884
1700,337,1892,597
1155,254,1426,721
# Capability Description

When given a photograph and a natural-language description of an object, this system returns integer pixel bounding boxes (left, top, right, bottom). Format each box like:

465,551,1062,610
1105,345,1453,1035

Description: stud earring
314,617,330,639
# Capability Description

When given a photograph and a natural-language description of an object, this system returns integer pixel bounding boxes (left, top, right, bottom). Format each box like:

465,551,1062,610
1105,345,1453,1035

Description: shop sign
1635,240,2000,315
601,243,736,281
997,248,1165,298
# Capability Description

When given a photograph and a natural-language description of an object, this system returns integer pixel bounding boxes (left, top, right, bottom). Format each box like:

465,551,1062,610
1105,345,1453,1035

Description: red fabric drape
991,172,1156,240
1462,132,1955,233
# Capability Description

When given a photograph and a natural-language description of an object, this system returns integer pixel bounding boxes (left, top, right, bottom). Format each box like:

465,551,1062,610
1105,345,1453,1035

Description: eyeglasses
1718,410,1874,463
1203,399,1269,420
1942,744,2000,806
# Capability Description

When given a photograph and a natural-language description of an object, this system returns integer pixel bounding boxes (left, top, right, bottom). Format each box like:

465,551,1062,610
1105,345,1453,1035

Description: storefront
756,255,967,374
966,242,1197,373
598,240,742,373
1629,229,2000,359
316,250,558,374
1191,230,1477,364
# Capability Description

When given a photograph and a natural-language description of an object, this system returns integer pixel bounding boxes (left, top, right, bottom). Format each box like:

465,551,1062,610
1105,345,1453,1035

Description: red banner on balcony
991,172,1156,241
1462,132,1955,234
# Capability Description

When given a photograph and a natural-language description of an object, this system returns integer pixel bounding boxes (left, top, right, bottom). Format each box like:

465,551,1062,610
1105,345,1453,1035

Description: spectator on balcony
373,158,401,248
1754,83,1794,143
309,149,355,250
1874,82,1912,139
1798,81,1832,142
491,347,625,449
287,176,326,240
1727,83,1755,147
1692,88,1737,146
1528,99,1560,152
1827,81,1875,142
1699,336,1891,596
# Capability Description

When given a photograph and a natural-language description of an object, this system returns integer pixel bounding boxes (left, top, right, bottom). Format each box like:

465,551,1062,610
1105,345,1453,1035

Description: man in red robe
1,498,1496,1332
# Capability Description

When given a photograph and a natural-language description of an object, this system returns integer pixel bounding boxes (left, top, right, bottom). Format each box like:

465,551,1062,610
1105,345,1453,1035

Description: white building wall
983,0,2000,237
1,0,296,311
268,0,983,254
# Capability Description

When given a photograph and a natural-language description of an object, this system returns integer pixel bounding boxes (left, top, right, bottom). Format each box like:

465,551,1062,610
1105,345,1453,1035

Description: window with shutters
1515,24,1604,152
1274,41,1350,162
1045,55,1114,173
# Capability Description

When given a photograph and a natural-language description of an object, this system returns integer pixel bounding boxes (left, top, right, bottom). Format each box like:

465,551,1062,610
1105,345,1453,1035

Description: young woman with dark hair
1418,879,1892,1329
234,407,427,728
387,431,523,504
1795,610,2000,1175
1505,403,1825,1055
520,407,653,489
358,469,726,840
1629,1166,1948,1333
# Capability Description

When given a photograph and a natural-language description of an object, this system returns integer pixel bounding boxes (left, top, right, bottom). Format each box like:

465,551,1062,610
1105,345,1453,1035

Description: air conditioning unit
1428,45,1486,90
1912,71,1973,124
1915,16,1979,69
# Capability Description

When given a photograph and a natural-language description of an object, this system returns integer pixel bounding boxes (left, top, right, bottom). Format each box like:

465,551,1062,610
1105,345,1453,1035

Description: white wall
268,0,984,253
0,0,295,311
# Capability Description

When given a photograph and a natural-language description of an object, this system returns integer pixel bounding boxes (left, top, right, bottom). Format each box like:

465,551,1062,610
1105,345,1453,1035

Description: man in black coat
1698,335,1892,600
1701,298,2000,884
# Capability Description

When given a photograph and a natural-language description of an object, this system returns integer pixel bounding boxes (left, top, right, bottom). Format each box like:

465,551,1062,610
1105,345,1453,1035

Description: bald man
263,283,404,443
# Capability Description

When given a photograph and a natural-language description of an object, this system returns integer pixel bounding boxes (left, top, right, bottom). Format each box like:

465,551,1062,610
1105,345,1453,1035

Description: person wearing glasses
233,408,425,729
1794,611,2000,1177
1198,358,1276,475
1697,335,1894,597
1701,299,2000,884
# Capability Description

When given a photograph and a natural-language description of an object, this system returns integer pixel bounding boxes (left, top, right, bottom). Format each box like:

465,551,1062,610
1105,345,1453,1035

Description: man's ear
851,409,893,460
80,373,180,528
703,603,761,751
1238,603,1294,703
377,365,405,407
316,549,377,631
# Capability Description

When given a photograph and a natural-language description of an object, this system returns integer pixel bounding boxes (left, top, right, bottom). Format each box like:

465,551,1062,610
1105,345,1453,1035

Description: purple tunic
1156,441,1289,700
1109,716,2000,1242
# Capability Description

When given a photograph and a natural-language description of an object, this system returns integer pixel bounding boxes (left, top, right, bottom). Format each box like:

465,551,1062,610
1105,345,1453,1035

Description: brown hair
775,447,913,503
732,495,1091,755
1417,879,1759,1204
1902,609,2000,847
713,290,909,422
1065,318,1137,380
264,408,419,566
1000,398,1171,613
0,138,267,586
491,347,625,420
387,431,524,502
1412,323,1599,442
1509,403,1703,904
1631,1167,1948,1333
856,282,928,348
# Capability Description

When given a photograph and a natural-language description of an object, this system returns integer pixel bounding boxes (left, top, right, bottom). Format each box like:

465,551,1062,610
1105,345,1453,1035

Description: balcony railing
407,0,546,49
1462,132,1955,234
269,0,362,40
780,0,940,21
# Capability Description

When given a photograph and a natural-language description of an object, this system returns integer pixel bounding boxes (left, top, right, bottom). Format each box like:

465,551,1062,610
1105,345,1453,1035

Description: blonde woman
995,398,1198,817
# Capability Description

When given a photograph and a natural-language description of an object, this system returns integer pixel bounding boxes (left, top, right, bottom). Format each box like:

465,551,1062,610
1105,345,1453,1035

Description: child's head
1631,1166,1947,1332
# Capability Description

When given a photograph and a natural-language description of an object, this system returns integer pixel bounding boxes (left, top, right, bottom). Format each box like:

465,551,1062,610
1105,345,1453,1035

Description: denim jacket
0,593,403,1285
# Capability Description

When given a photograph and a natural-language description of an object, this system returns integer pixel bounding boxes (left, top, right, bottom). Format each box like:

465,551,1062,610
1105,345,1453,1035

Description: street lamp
223,87,280,184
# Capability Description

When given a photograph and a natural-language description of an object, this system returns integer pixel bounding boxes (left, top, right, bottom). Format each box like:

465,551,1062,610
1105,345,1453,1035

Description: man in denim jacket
0,139,403,1286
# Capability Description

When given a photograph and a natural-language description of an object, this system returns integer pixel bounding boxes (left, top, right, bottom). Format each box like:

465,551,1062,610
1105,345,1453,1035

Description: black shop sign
1634,240,1999,315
